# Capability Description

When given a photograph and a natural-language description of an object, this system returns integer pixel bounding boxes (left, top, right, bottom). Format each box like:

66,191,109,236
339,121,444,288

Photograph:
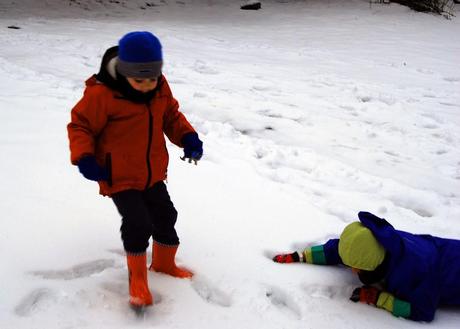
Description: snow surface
1,0,460,328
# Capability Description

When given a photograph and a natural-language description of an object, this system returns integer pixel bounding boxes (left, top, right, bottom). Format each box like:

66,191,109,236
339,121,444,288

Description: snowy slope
1,1,460,328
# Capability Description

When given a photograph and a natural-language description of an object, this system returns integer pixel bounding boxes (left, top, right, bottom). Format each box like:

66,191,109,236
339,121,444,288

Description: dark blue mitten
77,155,108,181
181,132,203,164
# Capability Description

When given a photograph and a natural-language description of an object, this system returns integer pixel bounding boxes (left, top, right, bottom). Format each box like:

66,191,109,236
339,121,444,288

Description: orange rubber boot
149,243,193,279
127,253,153,307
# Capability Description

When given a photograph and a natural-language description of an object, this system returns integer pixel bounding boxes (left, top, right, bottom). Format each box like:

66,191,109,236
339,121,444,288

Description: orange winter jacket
68,74,195,196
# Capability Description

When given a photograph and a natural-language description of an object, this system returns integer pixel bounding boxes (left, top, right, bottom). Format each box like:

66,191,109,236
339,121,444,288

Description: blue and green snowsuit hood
317,212,460,322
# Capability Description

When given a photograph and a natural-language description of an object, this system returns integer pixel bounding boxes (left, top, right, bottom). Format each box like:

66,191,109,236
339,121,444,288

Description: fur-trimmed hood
94,46,163,103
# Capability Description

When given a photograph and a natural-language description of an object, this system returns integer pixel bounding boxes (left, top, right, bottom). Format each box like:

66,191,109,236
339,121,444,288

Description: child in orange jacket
68,31,203,308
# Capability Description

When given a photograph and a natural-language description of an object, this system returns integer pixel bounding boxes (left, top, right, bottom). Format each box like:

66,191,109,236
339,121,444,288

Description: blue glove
181,132,203,164
77,155,108,181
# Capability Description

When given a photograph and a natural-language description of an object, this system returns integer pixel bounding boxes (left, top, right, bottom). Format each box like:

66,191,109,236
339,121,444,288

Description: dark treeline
389,0,455,16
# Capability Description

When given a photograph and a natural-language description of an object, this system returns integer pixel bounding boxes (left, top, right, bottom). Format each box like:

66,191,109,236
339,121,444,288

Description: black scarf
358,254,390,285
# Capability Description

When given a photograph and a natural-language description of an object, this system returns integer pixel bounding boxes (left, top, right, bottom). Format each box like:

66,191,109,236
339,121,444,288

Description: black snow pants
112,181,179,253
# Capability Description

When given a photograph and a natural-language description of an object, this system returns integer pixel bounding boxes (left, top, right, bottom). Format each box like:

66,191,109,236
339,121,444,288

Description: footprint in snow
420,113,444,124
422,123,439,129
340,105,359,117
14,288,56,317
389,197,434,218
377,95,396,106
302,284,351,300
358,95,372,103
416,68,434,75
251,85,273,92
193,60,219,75
265,285,302,319
443,77,460,83
384,150,399,157
193,92,207,98
30,259,116,280
439,102,460,108
191,275,232,307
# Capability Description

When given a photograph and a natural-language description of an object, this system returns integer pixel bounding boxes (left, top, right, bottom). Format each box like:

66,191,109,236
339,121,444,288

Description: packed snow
0,0,459,328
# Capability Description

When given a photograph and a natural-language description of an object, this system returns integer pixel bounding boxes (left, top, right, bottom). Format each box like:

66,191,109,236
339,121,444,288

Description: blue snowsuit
319,212,460,321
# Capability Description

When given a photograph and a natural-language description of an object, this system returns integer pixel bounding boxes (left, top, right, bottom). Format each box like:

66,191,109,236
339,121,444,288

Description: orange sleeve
67,87,108,165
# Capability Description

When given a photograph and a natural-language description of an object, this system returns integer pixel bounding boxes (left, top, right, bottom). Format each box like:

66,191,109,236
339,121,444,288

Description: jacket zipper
116,77,162,191
144,102,153,190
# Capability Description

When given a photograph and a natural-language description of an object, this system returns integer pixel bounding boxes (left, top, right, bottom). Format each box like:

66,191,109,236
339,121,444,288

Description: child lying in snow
273,212,460,322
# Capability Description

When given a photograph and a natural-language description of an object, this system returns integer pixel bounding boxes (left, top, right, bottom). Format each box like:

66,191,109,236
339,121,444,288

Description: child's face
127,77,158,93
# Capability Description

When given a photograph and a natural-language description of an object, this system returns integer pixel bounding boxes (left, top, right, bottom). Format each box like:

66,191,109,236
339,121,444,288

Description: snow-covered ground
1,0,459,328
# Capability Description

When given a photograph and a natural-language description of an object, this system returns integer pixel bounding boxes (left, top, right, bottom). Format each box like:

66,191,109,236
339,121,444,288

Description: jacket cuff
302,245,327,265
393,298,411,318
377,292,411,318
376,291,394,312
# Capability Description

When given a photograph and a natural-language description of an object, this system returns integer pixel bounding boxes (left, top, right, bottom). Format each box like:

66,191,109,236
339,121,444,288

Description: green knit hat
338,222,386,271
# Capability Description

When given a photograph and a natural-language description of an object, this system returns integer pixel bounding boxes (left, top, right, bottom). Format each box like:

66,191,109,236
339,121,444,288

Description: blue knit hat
117,31,163,78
